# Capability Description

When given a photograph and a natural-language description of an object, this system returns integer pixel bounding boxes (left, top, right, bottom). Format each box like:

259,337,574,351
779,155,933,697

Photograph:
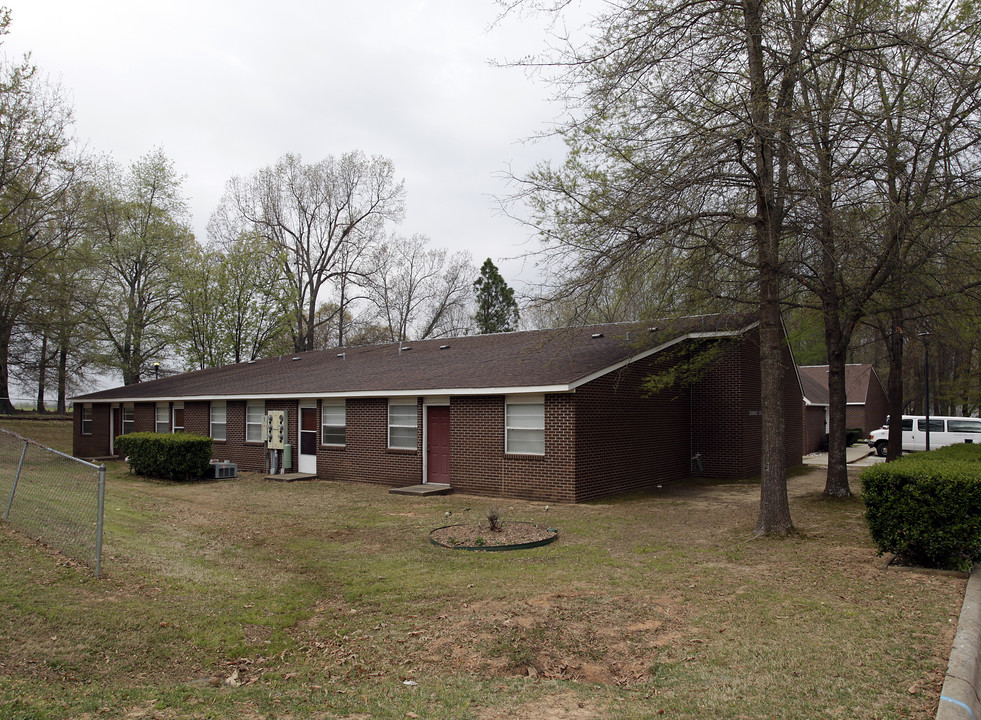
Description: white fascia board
567,323,758,392
72,385,575,405
781,317,807,402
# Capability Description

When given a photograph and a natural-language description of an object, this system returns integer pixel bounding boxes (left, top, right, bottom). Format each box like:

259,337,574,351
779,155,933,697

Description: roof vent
291,357,300,361
440,344,450,350
648,326,660,333
591,333,604,339
337,352,346,359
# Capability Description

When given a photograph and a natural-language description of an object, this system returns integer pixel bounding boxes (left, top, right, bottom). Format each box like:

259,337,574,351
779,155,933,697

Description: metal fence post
3,440,28,522
95,464,106,579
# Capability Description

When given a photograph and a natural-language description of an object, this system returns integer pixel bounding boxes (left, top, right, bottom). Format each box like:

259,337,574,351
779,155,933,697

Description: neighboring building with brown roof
798,364,889,453
73,313,804,502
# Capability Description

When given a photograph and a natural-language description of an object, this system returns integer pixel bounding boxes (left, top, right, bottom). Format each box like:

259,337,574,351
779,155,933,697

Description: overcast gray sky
3,0,582,288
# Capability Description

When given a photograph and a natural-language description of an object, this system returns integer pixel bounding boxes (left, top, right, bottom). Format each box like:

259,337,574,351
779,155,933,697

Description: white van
868,415,981,456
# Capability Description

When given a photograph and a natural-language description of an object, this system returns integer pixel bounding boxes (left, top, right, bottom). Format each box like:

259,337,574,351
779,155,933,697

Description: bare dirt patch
477,692,606,720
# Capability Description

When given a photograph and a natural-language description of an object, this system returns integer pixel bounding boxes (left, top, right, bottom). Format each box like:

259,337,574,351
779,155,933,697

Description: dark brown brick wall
859,378,888,436
214,400,268,471
690,329,803,478
134,403,155,433
183,401,210,437
782,342,805,469
803,406,827,454
315,397,423,486
72,403,112,457
690,336,759,478
441,395,576,502
575,352,690,502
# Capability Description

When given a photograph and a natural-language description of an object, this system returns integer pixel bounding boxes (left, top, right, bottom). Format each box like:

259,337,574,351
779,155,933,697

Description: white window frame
388,398,417,450
322,400,346,446
172,402,185,434
122,404,135,435
210,401,227,441
246,401,265,442
505,394,546,455
155,403,169,434
81,404,93,435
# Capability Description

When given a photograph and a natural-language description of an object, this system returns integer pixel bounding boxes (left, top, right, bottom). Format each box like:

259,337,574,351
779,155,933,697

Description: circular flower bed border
429,522,559,551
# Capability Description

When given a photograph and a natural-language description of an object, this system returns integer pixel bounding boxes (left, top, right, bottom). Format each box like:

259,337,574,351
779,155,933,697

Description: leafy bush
862,445,981,571
114,432,213,481
845,428,864,446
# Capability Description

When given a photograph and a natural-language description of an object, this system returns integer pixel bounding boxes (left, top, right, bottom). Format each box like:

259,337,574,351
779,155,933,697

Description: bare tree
209,152,405,352
363,235,475,342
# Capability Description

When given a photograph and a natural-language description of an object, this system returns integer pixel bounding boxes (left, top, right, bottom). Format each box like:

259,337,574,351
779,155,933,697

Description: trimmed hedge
845,427,865,446
115,432,213,481
861,444,981,571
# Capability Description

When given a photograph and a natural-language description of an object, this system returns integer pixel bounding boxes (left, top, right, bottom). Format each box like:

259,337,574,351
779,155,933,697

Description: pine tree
473,259,519,334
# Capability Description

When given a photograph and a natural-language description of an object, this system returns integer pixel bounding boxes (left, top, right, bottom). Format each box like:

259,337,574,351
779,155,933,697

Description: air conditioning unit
205,461,238,479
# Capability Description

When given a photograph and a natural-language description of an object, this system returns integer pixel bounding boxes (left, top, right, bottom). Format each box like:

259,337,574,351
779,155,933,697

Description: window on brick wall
246,401,265,442
506,395,545,455
122,404,134,435
322,400,345,446
81,405,93,435
155,403,169,433
388,399,417,449
172,403,185,433
211,401,227,441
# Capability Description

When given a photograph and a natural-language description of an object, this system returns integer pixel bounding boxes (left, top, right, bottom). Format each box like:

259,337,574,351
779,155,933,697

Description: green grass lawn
0,418,967,719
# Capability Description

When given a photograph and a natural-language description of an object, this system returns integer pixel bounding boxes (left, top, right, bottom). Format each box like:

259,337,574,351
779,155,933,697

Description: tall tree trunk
57,343,68,414
745,0,794,535
0,329,16,414
755,261,794,535
824,337,852,496
36,333,48,413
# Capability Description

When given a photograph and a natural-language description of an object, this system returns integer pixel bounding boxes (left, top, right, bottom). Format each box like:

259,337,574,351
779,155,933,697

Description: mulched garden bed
430,521,557,550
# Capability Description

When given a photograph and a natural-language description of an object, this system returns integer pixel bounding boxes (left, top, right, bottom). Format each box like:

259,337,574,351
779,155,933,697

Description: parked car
868,415,981,456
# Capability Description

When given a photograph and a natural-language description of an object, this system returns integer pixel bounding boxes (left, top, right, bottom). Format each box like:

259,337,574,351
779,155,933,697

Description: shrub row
862,444,981,571
115,432,213,481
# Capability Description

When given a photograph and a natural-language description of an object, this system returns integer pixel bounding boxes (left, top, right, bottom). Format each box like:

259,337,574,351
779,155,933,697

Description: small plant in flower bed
115,432,213,481
862,443,981,571
487,507,504,532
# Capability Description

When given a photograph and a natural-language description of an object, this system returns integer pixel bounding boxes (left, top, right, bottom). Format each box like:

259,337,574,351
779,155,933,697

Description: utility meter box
265,411,286,450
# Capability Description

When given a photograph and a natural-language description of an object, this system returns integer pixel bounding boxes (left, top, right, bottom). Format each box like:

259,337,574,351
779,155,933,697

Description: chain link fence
0,427,105,577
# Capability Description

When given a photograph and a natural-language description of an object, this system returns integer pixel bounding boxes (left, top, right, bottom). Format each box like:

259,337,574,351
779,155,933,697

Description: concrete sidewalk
802,445,881,468
938,566,981,720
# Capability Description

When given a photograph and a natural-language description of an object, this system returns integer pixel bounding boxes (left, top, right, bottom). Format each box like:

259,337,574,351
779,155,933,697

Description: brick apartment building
798,364,889,454
72,313,804,503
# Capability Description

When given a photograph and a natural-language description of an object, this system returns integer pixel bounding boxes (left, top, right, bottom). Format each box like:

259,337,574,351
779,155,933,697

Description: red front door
427,406,451,484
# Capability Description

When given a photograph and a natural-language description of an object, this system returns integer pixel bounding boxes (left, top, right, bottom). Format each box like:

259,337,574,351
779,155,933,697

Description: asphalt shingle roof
798,364,879,406
74,313,758,402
